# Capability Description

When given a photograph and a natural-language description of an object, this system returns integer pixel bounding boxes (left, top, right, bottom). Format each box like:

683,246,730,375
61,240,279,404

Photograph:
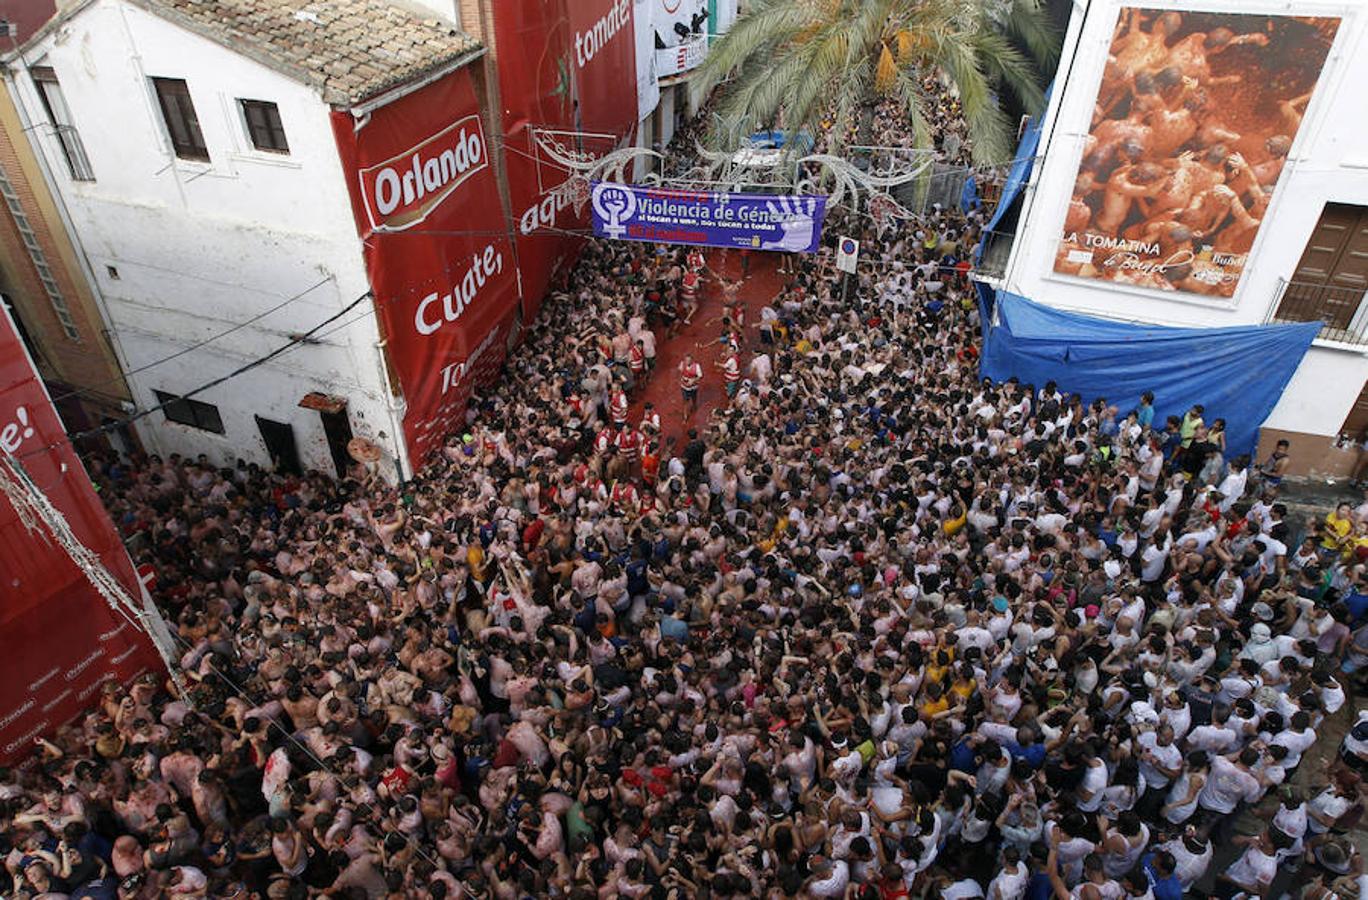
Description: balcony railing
1268,277,1368,346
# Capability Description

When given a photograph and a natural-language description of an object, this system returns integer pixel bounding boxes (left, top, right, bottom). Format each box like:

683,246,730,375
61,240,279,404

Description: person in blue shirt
1003,726,1047,769
1142,849,1183,900
1345,571,1368,625
1160,416,1184,463
1023,843,1055,900
1136,391,1155,430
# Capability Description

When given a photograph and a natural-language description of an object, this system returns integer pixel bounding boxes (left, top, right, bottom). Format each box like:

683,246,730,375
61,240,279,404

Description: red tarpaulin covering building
0,309,164,765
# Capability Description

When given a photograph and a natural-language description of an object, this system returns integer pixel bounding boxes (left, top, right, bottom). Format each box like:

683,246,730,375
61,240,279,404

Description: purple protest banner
590,182,827,253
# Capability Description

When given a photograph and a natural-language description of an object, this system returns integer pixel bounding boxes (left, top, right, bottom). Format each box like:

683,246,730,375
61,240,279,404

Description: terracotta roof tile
124,0,481,105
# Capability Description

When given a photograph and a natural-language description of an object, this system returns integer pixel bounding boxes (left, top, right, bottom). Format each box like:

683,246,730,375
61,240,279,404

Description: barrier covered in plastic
980,291,1321,457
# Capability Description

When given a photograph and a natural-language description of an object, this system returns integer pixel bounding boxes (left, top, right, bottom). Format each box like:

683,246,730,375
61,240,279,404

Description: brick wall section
0,82,130,413
457,0,485,40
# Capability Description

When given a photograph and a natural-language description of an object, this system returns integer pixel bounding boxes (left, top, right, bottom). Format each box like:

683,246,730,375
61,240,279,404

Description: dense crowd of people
4,89,1368,900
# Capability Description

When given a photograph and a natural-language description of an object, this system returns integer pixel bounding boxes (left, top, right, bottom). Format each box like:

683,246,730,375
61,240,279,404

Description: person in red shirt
609,479,638,515
639,403,660,435
614,427,641,466
593,425,617,457
717,351,742,403
680,270,700,325
628,340,647,385
641,441,660,488
678,353,703,417
609,386,629,427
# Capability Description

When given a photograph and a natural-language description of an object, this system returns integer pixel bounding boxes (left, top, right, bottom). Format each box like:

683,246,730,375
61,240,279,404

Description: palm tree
697,0,1059,164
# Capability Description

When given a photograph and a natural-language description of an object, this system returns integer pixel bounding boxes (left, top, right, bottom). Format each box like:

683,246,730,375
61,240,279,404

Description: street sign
836,236,859,274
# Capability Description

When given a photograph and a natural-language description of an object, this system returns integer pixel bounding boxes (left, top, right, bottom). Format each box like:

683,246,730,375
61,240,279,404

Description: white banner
634,0,660,121
656,33,707,78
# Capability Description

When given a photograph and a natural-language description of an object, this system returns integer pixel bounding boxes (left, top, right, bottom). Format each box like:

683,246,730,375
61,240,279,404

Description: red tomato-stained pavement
628,249,788,449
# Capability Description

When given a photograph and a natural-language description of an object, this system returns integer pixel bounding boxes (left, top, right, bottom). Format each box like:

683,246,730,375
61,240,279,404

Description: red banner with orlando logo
0,312,161,765
331,65,521,468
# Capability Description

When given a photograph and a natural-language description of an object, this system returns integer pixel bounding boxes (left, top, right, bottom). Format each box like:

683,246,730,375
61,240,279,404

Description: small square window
154,389,224,434
240,100,289,154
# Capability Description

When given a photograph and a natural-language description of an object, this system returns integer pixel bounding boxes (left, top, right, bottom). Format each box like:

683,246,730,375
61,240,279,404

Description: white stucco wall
1001,0,1368,439
11,0,408,475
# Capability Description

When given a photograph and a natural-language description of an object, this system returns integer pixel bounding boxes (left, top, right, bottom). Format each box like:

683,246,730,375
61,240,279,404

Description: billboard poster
0,312,161,765
568,0,640,140
493,0,586,321
591,182,828,252
331,66,521,468
1053,9,1340,298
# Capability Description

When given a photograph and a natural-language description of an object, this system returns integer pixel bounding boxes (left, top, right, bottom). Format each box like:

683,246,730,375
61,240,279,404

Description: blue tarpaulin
974,84,1051,264
960,174,979,212
980,291,1321,458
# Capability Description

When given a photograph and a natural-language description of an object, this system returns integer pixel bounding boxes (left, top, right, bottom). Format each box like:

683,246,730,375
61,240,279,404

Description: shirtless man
1212,188,1264,255
1177,182,1256,242
1101,10,1183,114
1096,162,1167,233
1251,136,1291,190
1145,92,1204,158
1127,219,1196,263
1144,151,1224,219
1152,26,1270,88
1064,193,1093,234
1085,126,1151,183
1278,89,1313,132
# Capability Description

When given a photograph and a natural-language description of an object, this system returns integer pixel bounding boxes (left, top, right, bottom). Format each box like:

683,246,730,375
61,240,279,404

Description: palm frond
875,43,898,95
930,30,1013,163
973,28,1046,113
1007,0,1061,71
695,3,812,97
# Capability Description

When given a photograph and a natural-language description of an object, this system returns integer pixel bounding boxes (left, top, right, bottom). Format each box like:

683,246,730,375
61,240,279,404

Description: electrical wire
15,291,374,462
45,276,335,407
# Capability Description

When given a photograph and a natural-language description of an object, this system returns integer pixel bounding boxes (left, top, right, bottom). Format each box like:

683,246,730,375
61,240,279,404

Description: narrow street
629,250,787,443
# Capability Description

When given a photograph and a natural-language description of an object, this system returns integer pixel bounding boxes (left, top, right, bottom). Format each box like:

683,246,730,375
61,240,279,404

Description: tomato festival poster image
1053,9,1339,298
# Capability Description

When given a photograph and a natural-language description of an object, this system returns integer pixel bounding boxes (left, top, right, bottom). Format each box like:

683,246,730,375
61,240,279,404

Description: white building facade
991,0,1368,478
6,0,451,478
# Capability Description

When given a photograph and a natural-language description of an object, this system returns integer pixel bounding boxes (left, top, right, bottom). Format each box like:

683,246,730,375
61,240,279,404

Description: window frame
29,66,95,181
153,389,225,434
238,99,289,154
151,77,209,162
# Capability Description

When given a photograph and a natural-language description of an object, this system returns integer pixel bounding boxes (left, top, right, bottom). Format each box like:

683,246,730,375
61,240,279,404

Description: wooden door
1288,203,1368,331
1341,380,1368,439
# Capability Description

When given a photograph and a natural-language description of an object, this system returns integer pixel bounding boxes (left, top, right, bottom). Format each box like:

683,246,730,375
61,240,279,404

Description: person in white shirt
1075,754,1110,813
1136,724,1183,811
1218,829,1286,896
805,855,850,898
1198,749,1263,816
1214,456,1248,509
1140,536,1170,583
1157,830,1212,891
1271,710,1317,769
1307,776,1358,835
987,847,1028,900
1185,710,1238,755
